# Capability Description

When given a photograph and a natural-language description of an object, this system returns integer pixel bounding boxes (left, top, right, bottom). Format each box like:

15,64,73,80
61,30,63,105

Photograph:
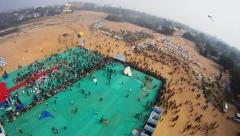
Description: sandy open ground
0,11,239,136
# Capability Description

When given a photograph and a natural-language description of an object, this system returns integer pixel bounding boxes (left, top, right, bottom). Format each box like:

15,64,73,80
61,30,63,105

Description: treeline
0,6,63,31
105,14,175,36
73,3,175,36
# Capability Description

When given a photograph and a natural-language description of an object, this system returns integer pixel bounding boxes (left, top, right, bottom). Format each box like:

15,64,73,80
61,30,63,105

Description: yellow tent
77,32,84,38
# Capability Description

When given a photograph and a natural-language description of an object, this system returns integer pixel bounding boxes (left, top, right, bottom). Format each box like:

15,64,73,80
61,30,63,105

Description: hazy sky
1,0,240,49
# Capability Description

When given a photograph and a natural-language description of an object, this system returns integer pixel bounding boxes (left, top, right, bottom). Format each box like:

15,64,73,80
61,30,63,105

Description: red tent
0,82,9,103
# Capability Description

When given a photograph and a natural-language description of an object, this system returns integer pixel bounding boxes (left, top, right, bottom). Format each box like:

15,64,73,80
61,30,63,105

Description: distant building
33,12,40,18
63,3,73,13
18,15,24,21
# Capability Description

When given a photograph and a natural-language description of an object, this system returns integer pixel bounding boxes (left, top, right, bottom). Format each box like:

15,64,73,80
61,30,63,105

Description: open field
0,10,239,136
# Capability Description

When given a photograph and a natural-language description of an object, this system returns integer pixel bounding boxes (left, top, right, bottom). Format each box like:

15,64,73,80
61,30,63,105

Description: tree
182,32,195,42
205,42,218,57
158,26,175,36
230,67,240,95
218,54,234,70
105,15,124,22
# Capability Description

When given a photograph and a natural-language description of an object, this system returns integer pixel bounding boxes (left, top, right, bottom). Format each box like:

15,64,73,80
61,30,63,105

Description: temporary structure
39,111,54,120
77,32,84,38
0,56,6,67
93,77,97,83
131,128,140,135
77,32,85,46
0,123,6,136
114,53,126,62
124,66,132,77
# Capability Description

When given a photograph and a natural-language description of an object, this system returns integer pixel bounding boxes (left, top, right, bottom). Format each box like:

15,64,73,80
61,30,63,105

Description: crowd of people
124,39,223,135
0,47,110,125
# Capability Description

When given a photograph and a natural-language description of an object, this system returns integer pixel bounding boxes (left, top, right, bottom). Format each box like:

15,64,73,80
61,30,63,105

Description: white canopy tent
93,77,97,83
114,53,126,62
0,56,6,67
124,66,132,77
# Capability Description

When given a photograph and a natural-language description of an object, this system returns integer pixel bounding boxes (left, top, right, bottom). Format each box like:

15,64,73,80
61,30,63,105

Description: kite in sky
208,15,214,22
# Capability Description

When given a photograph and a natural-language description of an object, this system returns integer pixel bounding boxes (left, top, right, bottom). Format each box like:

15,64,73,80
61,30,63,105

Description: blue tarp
15,103,24,110
39,111,54,120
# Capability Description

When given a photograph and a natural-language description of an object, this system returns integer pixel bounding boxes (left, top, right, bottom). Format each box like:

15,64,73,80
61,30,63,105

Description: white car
233,113,240,123
196,75,202,80
223,103,228,113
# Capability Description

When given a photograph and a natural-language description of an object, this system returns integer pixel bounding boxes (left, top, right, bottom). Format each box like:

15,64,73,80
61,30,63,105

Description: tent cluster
132,106,163,136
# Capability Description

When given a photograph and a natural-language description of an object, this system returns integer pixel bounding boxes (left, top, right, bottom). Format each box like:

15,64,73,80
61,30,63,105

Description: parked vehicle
223,103,228,113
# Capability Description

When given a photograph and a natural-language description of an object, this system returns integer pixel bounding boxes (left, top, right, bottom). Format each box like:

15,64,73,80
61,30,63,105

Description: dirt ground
0,11,239,136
